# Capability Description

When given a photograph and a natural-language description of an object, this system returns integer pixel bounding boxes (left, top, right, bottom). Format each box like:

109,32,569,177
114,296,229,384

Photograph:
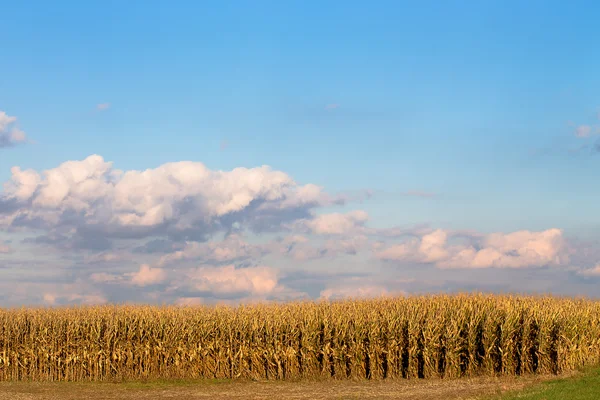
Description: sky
1,0,600,306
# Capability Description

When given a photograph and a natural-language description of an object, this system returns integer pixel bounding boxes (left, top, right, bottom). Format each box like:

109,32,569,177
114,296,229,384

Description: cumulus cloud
272,233,368,262
0,155,336,245
377,228,566,269
174,297,205,306
158,234,267,266
128,264,168,286
291,210,369,235
0,111,28,148
84,251,123,264
169,264,280,298
0,279,109,307
133,239,185,254
577,264,600,277
320,284,390,300
319,276,410,300
43,293,107,306
90,272,124,284
377,229,449,263
575,125,592,138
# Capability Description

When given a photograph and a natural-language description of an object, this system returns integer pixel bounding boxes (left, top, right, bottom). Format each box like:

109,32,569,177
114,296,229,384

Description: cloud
169,264,280,297
575,125,592,138
0,279,109,307
84,251,123,264
158,234,267,266
291,210,369,235
0,111,28,148
377,229,449,263
5,150,599,306
43,292,107,306
272,232,368,262
576,264,600,277
325,104,340,110
90,272,124,284
133,239,185,254
0,243,12,253
1,155,334,245
128,264,168,286
319,276,410,300
174,297,205,306
96,103,111,111
377,228,567,269
320,284,390,300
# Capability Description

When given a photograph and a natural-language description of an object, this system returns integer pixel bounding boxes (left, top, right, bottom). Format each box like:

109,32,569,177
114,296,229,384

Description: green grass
494,368,600,400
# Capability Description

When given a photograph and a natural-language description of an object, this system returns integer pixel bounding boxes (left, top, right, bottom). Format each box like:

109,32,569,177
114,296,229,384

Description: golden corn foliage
1,294,600,382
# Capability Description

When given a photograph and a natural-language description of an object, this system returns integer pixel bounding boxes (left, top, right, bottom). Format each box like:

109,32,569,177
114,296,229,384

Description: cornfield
1,294,600,382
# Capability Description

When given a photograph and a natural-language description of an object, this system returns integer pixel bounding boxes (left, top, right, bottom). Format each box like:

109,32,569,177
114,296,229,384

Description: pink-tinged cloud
300,210,369,235
44,293,107,306
325,104,340,110
319,277,410,300
577,264,600,277
84,252,123,264
90,272,124,284
0,111,28,148
180,265,279,296
96,103,111,111
158,234,266,266
0,244,12,253
40,281,108,306
174,297,205,306
377,228,566,269
129,264,168,286
575,125,592,138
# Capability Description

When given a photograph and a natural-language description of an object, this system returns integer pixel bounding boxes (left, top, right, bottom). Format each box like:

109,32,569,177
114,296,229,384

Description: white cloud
377,228,566,269
0,111,28,148
1,155,334,243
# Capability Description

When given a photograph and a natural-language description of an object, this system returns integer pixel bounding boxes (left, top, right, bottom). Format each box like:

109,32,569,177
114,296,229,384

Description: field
0,374,564,399
1,294,600,383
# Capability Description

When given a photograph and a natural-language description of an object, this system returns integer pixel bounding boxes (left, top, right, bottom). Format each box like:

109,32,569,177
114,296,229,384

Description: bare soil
0,374,565,400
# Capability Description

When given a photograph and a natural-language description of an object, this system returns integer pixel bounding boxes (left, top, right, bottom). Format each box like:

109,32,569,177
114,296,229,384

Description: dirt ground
0,374,562,400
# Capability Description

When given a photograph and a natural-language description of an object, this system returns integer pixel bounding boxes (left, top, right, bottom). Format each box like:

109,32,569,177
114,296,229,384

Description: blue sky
1,1,600,305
